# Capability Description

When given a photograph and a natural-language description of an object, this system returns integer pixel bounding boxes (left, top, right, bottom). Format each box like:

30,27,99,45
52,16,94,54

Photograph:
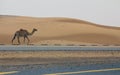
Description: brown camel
12,28,37,45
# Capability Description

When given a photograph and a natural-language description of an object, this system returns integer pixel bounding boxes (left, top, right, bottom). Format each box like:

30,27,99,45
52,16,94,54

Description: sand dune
0,15,120,45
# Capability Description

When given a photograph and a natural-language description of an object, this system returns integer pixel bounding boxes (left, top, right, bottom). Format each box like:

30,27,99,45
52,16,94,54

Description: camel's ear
20,29,24,31
33,28,37,31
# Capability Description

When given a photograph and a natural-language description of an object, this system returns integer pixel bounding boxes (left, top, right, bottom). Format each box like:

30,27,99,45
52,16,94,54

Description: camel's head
33,28,37,31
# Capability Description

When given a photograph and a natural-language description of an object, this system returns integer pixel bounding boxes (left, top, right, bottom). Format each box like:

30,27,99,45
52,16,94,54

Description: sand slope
0,15,120,45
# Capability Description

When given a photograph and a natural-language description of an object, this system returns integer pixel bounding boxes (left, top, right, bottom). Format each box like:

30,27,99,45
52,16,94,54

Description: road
1,63,120,75
0,45,120,50
0,45,120,75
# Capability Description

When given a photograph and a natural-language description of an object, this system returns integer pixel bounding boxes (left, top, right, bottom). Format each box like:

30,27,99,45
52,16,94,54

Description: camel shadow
12,44,34,45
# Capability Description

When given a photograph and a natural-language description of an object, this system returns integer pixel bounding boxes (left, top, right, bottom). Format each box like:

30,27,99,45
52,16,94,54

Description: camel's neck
29,30,36,35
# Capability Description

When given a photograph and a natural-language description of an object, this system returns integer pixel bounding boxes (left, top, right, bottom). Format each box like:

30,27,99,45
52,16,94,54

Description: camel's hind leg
12,34,16,44
17,36,21,45
25,36,30,45
23,36,26,43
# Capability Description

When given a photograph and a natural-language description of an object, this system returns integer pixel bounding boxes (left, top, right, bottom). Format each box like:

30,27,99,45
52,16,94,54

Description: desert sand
0,15,120,45
0,51,120,66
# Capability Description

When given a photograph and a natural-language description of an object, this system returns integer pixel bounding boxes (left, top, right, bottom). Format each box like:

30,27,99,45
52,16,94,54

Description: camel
12,28,37,45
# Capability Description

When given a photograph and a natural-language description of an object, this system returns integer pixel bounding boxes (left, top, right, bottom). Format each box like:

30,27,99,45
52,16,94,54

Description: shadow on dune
56,18,120,30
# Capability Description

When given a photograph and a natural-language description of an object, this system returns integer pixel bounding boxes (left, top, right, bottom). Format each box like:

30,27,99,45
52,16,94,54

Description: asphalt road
0,45,120,75
2,63,120,75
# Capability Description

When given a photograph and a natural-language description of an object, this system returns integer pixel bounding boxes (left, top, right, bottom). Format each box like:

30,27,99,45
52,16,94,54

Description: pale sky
0,0,120,27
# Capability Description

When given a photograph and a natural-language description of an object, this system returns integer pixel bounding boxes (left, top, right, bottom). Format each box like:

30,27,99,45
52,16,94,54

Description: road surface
1,63,120,75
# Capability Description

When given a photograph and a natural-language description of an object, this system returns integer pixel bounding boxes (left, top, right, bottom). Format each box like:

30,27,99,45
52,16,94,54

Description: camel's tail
12,34,16,44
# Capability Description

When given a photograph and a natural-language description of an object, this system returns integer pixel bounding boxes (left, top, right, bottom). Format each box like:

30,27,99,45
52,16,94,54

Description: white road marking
0,71,19,75
44,68,120,75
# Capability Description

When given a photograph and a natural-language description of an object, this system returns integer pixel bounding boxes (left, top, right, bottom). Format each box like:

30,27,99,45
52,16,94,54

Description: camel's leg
12,34,16,44
23,36,26,43
17,37,20,45
26,36,30,45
